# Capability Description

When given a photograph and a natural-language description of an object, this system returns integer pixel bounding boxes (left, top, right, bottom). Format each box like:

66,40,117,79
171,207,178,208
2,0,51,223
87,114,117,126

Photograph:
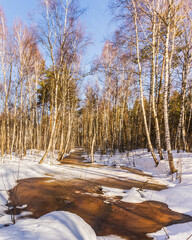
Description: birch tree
175,2,192,152
0,8,13,156
38,0,86,163
161,0,177,173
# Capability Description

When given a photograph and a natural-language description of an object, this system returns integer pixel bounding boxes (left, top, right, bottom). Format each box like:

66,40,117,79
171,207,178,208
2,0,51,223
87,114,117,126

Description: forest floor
0,149,192,239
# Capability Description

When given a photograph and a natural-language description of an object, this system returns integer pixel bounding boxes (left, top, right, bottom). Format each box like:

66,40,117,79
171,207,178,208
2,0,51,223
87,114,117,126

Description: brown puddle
7,177,192,240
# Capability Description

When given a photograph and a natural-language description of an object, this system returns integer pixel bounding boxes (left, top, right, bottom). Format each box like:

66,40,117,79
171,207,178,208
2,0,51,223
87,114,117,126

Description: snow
0,149,192,239
90,149,192,239
0,211,97,240
0,149,130,240
98,236,126,240
147,222,192,240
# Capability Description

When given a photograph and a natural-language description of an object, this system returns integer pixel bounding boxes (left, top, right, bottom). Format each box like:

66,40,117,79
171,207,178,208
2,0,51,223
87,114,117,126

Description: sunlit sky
0,0,114,66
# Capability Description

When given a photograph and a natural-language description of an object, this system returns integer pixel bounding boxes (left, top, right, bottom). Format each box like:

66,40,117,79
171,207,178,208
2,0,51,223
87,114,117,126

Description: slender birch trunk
1,119,5,157
19,79,23,157
187,96,192,134
91,132,96,164
177,58,190,152
163,0,176,173
39,83,59,164
151,9,163,160
10,91,17,158
132,0,158,165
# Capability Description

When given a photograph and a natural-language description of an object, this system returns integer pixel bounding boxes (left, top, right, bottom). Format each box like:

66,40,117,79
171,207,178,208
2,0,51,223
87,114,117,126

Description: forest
0,0,191,175
1,1,192,239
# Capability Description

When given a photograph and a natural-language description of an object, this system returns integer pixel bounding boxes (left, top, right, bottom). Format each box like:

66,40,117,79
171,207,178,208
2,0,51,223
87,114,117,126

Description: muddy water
7,177,192,240
6,152,192,239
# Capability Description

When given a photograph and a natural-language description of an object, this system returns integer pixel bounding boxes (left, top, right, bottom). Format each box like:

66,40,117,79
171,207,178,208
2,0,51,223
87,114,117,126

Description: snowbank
89,150,192,239
0,211,97,240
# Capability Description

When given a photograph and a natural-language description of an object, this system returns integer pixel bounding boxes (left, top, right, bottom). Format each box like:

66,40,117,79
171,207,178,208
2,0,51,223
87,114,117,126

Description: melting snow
0,149,192,239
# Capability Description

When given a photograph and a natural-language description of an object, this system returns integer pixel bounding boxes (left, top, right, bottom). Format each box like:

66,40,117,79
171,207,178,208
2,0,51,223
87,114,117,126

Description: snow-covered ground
0,149,192,239
0,211,97,240
0,150,128,240
87,149,192,239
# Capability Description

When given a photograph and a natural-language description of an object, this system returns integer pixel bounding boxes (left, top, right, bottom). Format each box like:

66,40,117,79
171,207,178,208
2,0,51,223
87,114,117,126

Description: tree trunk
1,119,5,157
10,91,17,159
177,59,190,152
39,82,59,164
91,132,96,163
164,1,176,173
151,10,163,160
132,0,158,166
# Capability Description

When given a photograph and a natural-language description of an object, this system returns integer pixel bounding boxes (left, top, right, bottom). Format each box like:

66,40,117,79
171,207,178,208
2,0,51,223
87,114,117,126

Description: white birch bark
163,0,176,173
132,0,158,165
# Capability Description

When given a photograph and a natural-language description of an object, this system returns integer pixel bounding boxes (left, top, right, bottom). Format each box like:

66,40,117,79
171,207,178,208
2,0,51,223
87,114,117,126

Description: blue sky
0,0,114,65
80,0,113,62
